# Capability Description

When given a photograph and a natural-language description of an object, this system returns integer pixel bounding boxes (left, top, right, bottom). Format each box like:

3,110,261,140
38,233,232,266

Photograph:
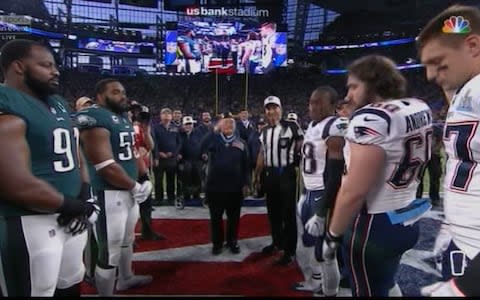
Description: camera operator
130,101,165,240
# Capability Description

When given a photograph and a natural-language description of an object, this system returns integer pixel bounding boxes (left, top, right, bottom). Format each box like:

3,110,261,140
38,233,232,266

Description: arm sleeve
317,158,344,217
290,121,304,141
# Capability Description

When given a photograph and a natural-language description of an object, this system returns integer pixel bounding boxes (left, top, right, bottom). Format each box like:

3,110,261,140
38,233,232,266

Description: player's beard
24,70,57,100
105,96,128,114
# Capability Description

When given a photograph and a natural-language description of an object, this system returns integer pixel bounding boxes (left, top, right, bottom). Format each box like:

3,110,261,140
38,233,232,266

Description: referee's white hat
264,96,282,108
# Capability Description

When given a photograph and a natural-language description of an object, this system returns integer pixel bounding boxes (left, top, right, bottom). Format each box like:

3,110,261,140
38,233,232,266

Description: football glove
322,230,342,261
305,214,325,237
131,181,153,204
63,198,100,235
57,196,100,235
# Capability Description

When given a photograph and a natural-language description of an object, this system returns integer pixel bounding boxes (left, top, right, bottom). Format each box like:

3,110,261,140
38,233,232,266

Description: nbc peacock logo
442,16,471,34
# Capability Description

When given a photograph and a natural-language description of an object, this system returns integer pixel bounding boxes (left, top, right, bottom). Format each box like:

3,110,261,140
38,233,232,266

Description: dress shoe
227,242,240,254
141,231,166,241
212,245,223,255
261,244,279,255
274,254,294,266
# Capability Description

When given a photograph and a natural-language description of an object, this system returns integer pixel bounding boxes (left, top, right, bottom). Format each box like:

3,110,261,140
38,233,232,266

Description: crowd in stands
58,67,445,128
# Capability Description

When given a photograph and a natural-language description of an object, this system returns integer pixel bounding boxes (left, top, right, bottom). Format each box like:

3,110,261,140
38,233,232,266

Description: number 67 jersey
444,74,480,260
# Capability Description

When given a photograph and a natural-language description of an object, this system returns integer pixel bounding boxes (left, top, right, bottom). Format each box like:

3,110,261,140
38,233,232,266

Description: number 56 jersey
444,73,480,259
344,98,432,214
75,105,138,191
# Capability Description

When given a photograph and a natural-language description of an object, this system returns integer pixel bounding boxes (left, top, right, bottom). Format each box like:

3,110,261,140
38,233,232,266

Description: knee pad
57,266,85,290
108,248,122,267
31,249,62,296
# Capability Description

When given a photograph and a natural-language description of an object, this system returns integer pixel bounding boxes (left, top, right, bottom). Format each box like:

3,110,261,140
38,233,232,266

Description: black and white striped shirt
260,120,304,168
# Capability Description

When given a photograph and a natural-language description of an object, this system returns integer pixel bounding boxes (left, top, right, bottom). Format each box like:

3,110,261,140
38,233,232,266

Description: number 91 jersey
344,99,432,214
302,116,348,190
444,73,480,259
0,86,81,216
75,105,138,191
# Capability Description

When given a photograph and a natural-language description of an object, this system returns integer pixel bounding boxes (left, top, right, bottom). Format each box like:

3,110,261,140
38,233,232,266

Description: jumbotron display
164,21,287,75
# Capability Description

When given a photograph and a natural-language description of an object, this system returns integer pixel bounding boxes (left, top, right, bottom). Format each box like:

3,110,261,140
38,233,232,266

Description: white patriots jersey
302,116,348,190
344,98,432,214
443,73,480,259
261,34,275,68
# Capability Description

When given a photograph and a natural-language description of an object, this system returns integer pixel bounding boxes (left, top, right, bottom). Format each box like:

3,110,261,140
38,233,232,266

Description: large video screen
164,21,287,75
78,38,155,55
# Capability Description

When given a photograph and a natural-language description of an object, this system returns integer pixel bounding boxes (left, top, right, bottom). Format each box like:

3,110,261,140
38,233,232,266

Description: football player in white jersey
260,22,276,73
322,55,433,296
292,86,347,296
417,4,480,294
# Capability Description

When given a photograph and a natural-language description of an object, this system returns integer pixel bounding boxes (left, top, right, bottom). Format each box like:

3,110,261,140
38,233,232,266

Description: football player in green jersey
76,78,153,296
0,39,99,297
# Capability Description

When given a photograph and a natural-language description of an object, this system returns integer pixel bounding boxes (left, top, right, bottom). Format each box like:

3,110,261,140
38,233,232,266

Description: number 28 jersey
301,116,348,190
344,98,432,213
443,73,480,259
75,105,138,191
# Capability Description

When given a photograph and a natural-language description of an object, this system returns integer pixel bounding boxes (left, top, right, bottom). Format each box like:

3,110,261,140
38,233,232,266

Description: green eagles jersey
0,86,81,217
75,105,138,191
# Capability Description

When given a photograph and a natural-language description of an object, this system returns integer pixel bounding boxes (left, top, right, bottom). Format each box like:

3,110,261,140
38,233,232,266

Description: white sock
118,245,134,280
311,259,322,284
320,258,340,296
95,266,116,296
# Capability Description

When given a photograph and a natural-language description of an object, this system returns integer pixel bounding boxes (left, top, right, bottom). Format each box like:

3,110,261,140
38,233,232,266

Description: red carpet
133,214,272,252
81,213,309,296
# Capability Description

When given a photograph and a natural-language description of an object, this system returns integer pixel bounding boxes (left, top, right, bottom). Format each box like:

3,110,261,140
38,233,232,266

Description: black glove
57,183,100,235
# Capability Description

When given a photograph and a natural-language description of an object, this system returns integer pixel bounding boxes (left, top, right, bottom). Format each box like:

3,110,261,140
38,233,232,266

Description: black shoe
227,242,240,254
141,231,166,241
274,254,294,266
340,276,350,288
212,245,223,255
262,244,279,255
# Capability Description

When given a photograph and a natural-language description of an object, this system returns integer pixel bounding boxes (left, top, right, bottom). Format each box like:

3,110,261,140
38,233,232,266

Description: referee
254,96,304,266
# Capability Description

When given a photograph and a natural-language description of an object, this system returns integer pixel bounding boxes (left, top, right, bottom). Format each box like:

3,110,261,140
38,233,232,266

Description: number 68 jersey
301,116,348,191
444,73,480,259
75,105,138,191
344,98,432,214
